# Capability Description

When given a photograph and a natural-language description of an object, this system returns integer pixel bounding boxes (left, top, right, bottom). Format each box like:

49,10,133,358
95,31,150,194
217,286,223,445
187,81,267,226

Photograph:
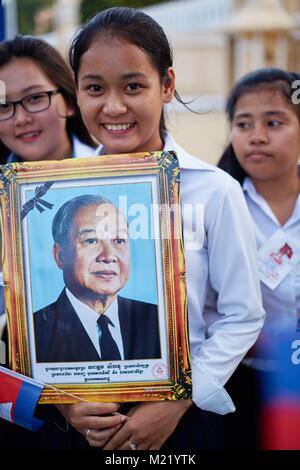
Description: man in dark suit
34,194,160,362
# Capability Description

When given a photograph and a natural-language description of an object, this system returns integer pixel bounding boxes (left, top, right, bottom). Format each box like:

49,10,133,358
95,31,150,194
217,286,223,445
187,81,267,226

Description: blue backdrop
23,178,159,311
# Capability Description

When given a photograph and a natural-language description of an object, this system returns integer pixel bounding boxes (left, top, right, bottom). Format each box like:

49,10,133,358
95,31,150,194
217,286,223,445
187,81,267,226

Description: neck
90,295,116,314
72,289,117,314
252,171,299,202
251,170,300,225
102,135,165,156
54,134,73,160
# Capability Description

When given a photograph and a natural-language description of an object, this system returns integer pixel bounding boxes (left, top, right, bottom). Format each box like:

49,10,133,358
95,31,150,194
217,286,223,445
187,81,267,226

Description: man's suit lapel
118,296,132,360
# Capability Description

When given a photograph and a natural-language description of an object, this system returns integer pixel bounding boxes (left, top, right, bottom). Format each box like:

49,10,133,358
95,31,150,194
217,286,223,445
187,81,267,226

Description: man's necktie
97,314,121,360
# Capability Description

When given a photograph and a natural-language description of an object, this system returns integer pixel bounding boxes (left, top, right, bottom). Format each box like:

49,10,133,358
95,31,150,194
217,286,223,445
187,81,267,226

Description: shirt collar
66,287,120,331
6,152,19,163
162,132,212,170
96,131,213,171
243,176,261,201
66,288,123,359
72,135,95,158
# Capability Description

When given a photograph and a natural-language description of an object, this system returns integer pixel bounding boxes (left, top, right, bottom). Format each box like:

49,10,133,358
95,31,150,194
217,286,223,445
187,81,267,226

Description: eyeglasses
0,89,61,121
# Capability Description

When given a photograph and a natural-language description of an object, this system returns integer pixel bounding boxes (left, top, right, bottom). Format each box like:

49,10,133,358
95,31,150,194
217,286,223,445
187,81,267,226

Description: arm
102,175,265,449
190,175,265,413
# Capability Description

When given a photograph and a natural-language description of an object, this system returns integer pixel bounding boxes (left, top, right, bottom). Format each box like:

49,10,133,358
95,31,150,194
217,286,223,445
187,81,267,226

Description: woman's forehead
0,57,56,98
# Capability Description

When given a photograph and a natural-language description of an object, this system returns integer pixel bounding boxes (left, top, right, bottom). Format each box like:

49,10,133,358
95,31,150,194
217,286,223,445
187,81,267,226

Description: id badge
258,230,300,290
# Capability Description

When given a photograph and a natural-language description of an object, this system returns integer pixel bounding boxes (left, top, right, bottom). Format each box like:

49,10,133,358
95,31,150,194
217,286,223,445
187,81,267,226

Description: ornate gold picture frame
0,151,191,403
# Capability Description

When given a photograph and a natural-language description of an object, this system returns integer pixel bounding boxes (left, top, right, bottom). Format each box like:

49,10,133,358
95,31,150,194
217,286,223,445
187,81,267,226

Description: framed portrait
0,152,191,403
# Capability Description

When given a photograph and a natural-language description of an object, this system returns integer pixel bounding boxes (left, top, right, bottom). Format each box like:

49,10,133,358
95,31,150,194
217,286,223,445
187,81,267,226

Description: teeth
20,131,39,138
105,124,132,131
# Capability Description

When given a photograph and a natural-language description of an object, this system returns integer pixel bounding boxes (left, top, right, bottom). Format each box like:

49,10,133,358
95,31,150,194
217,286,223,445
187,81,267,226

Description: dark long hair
69,7,186,137
218,67,300,184
0,35,95,163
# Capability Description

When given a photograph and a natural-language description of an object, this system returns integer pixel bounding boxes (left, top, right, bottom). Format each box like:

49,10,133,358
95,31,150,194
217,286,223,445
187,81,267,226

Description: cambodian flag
0,366,44,431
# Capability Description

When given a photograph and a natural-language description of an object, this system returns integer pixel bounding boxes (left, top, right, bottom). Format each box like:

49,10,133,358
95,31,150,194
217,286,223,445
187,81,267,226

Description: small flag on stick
0,366,44,431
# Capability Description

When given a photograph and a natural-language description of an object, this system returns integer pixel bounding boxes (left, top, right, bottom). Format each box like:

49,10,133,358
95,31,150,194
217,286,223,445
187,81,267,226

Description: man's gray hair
52,194,113,246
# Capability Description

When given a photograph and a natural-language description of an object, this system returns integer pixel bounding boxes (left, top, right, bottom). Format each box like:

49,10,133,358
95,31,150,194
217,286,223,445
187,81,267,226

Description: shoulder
118,296,157,314
34,301,57,324
178,159,243,208
34,290,68,321
164,132,241,192
165,136,248,230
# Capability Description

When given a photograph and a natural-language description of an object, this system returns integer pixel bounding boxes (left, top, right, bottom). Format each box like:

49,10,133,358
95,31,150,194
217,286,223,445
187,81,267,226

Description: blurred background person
218,67,300,449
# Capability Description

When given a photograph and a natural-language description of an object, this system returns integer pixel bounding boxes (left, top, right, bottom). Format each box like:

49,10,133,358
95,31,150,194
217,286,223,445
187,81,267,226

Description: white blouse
243,176,300,333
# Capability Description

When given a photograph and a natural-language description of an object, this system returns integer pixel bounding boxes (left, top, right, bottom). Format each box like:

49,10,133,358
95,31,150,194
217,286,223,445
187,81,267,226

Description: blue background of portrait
24,178,159,311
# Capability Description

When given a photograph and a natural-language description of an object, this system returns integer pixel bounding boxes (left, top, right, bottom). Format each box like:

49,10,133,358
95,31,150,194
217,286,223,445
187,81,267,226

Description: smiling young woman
58,7,266,451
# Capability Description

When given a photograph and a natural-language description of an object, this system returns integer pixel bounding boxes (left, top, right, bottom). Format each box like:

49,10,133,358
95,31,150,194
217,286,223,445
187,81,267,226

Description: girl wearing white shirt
60,7,265,451
218,67,300,449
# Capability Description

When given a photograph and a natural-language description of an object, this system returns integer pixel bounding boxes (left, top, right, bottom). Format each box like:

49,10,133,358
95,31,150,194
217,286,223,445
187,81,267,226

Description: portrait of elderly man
33,194,161,363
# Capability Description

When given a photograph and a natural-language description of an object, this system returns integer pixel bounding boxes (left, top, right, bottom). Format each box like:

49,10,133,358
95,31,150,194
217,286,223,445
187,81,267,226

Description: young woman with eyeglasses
0,35,96,450
0,35,95,164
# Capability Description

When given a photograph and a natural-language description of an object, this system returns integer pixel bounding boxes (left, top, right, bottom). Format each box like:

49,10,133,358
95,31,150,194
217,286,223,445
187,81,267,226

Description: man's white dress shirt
66,288,124,359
